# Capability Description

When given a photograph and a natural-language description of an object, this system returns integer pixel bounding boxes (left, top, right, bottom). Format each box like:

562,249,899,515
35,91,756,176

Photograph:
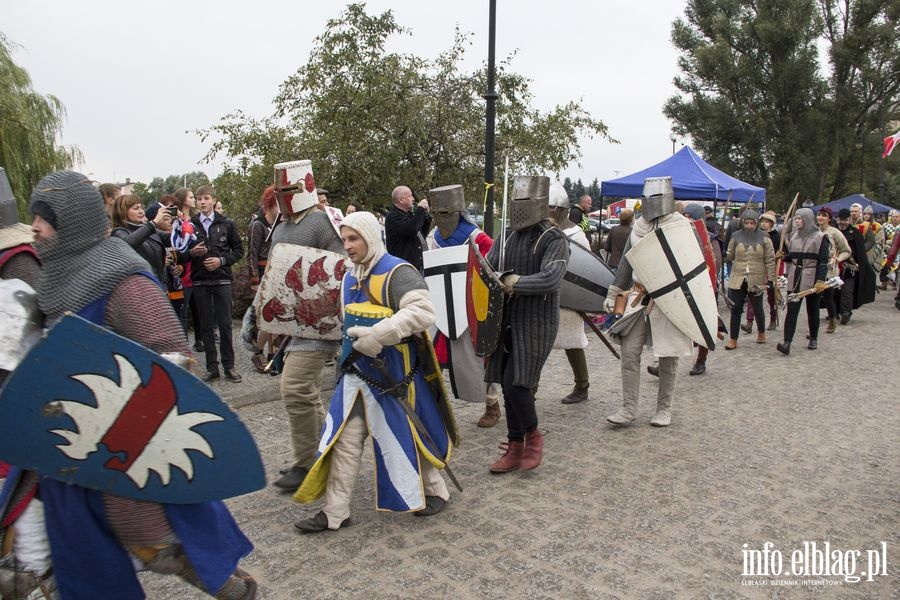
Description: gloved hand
813,280,829,293
347,325,383,358
774,250,785,261
776,275,787,288
604,285,624,314
501,273,520,295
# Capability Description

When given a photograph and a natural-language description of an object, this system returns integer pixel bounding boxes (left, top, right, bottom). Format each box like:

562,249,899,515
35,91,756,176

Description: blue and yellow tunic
295,254,453,513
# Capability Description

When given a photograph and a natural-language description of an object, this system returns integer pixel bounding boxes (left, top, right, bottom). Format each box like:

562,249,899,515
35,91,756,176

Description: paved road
145,292,899,599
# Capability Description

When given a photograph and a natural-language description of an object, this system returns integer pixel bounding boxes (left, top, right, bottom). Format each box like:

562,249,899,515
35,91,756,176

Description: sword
578,312,620,360
343,349,463,493
498,155,510,271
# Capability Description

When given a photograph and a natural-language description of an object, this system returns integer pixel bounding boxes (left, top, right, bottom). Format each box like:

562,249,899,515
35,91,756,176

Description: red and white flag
884,128,900,159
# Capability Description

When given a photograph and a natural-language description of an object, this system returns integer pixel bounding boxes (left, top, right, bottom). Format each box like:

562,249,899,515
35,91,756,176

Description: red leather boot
519,429,544,471
489,440,524,473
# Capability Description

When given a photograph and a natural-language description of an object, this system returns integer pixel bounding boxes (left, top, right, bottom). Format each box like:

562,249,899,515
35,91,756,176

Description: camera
166,206,178,218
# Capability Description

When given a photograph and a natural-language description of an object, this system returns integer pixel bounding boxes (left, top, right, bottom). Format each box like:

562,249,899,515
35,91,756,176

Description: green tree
572,178,586,200
0,33,81,218
132,172,210,207
665,0,900,210
563,176,574,202
199,3,612,219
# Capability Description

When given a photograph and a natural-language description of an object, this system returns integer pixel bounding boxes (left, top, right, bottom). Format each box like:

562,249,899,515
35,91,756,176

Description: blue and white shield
0,314,265,503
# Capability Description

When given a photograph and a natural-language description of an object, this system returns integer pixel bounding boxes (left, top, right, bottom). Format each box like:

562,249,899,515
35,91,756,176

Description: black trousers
193,283,234,371
839,271,856,315
729,282,765,339
783,295,820,343
500,333,538,442
821,287,837,320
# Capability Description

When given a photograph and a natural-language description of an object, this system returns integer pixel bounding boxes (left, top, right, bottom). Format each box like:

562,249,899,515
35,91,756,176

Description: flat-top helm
641,176,675,221
510,176,549,230
273,160,317,216
0,168,33,251
428,184,466,239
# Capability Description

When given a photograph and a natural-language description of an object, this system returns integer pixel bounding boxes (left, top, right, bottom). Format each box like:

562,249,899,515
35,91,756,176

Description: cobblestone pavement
144,293,898,599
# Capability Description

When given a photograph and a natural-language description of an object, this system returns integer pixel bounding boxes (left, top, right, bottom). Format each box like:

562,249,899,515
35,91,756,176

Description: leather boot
776,341,791,355
756,332,767,344
767,319,777,331
740,321,753,334
807,338,817,350
689,361,706,375
561,386,588,404
725,338,738,350
519,429,544,471
825,318,836,333
477,402,501,428
489,440,524,473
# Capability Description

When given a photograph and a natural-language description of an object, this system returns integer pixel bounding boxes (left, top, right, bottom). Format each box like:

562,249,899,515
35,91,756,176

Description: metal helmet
273,160,317,216
640,176,676,221
548,181,574,227
0,278,42,373
510,176,550,230
0,168,33,251
428,184,465,239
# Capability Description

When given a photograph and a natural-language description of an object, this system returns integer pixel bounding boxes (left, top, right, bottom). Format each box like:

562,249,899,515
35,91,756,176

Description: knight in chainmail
265,162,347,493
0,171,258,600
485,177,568,474
776,207,830,355
0,168,41,287
723,210,776,349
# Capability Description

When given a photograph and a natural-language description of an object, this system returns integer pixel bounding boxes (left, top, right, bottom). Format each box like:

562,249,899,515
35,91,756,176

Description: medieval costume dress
484,177,568,472
724,210,775,347
1,172,255,600
424,184,501,427
295,212,458,531
777,208,830,354
838,211,876,322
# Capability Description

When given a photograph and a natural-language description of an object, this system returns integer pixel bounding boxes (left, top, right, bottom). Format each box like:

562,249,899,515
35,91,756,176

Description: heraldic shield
255,244,348,339
465,239,504,357
0,314,265,503
423,245,469,340
625,218,718,349
560,238,616,312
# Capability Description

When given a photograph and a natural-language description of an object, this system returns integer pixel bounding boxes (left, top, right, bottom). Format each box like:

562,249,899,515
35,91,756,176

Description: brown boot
825,318,836,333
756,332,767,344
725,339,738,350
519,429,544,471
489,440,524,473
477,402,501,428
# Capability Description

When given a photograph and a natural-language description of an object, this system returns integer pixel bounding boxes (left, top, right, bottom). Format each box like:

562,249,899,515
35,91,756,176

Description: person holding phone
110,194,171,282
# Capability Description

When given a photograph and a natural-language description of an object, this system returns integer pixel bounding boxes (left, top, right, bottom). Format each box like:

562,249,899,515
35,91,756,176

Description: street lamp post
669,133,677,155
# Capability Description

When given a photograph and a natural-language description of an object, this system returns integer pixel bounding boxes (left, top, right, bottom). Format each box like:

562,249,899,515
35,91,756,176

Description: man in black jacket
385,185,431,272
191,185,244,382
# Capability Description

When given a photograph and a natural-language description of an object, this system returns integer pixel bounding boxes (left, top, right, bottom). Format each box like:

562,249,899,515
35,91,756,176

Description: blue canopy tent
601,146,766,204
812,194,897,215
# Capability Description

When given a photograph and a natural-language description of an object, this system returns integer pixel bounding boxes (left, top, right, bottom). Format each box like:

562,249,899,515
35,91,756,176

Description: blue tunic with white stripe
296,254,452,512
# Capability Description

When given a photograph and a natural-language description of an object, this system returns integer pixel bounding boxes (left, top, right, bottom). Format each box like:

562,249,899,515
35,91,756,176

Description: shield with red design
0,314,265,503
255,243,347,339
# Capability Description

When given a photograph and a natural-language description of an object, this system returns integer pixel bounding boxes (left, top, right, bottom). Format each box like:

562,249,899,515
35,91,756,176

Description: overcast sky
4,0,689,190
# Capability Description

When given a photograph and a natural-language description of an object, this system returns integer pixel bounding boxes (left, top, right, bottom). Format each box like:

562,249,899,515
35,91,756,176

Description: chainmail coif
29,171,150,320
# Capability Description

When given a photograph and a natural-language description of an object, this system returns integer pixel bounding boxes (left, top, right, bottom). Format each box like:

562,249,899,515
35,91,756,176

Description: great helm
0,168,34,251
640,176,676,221
428,184,466,239
273,160,317,216
510,176,550,230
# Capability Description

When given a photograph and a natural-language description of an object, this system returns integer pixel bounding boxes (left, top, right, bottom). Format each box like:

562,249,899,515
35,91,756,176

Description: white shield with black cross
423,244,469,340
626,217,718,349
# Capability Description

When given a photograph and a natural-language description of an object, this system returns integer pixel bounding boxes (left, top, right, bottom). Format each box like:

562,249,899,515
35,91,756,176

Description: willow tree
0,33,81,218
